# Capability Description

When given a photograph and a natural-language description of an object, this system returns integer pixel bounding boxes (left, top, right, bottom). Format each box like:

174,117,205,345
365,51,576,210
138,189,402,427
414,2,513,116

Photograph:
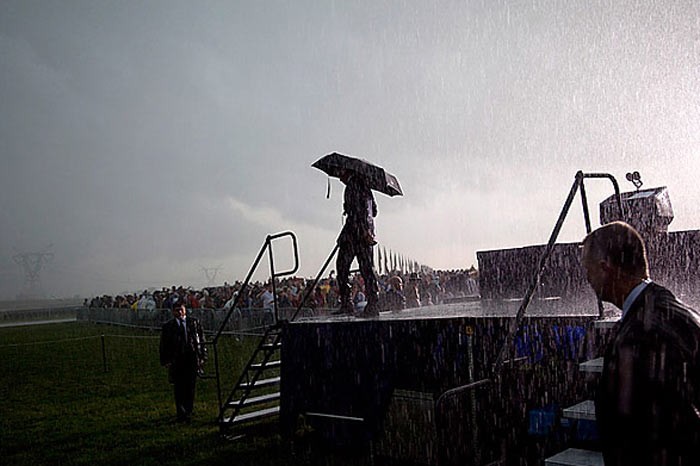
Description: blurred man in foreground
581,221,700,465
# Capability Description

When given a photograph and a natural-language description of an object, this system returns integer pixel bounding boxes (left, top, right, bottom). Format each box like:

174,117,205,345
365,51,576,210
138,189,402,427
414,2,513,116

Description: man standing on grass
159,301,207,423
580,221,700,465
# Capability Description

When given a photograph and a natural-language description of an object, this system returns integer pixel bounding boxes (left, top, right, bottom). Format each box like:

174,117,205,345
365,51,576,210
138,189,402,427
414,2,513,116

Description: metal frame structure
434,171,624,415
490,171,623,375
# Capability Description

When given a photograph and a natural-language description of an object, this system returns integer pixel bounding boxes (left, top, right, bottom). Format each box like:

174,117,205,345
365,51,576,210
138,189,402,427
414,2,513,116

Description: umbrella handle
326,176,331,199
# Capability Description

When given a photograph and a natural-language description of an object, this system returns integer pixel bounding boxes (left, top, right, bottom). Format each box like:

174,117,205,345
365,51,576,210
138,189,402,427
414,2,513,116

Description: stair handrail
267,231,300,323
287,243,340,322
491,171,623,376
205,231,299,413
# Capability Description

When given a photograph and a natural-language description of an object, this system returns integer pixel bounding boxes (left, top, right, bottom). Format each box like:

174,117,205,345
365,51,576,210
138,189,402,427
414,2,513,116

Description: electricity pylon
13,244,54,298
201,266,222,286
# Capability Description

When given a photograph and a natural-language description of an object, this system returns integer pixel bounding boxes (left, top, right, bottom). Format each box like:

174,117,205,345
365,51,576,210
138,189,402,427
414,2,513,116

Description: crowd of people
86,268,479,313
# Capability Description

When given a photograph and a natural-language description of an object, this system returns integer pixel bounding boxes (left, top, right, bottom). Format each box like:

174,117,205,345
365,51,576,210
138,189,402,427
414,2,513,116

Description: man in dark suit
335,169,380,317
160,301,207,423
581,221,700,465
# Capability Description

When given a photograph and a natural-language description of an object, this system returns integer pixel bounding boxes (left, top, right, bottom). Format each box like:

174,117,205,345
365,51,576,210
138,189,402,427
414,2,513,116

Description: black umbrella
311,152,403,197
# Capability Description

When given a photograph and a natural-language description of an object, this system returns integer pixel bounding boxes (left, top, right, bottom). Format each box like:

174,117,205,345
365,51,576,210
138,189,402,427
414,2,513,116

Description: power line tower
201,266,222,286
13,244,54,298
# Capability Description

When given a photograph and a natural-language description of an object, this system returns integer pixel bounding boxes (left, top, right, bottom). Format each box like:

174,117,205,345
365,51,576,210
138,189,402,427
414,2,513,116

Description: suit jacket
597,282,700,465
339,175,377,245
159,317,207,371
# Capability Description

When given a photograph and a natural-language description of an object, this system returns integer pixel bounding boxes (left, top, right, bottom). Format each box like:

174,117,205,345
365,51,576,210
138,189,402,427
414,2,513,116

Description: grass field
0,322,311,466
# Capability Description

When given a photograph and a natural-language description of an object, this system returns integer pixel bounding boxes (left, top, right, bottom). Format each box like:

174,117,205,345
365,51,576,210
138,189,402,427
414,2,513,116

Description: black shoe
356,303,379,318
331,303,354,315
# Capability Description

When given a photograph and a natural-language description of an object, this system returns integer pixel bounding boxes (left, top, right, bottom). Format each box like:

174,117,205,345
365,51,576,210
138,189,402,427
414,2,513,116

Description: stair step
563,400,596,421
240,376,281,389
227,392,280,408
545,448,603,466
222,406,280,425
305,411,364,422
594,317,619,330
251,360,281,370
579,357,603,373
262,341,282,350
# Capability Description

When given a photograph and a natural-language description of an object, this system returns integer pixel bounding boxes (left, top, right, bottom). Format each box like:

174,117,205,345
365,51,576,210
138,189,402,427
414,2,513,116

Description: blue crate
528,405,558,437
575,419,599,442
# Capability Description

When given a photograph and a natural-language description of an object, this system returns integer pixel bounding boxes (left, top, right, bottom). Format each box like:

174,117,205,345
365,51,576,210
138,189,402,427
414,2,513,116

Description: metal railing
289,244,339,322
79,306,297,334
205,231,299,410
491,171,623,376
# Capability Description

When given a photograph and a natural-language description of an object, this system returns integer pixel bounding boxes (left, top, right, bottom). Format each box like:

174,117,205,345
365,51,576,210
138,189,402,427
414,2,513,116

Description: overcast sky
1,0,699,299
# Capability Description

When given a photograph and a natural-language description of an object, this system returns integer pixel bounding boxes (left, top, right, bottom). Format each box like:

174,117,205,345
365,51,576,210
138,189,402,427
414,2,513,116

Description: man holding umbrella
312,152,403,318
336,168,379,316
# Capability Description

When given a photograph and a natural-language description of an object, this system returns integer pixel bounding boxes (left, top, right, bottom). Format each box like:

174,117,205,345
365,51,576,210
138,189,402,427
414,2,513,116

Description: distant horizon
6,174,698,300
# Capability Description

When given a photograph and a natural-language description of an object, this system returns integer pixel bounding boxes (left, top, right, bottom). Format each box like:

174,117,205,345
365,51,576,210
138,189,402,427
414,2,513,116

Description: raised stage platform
280,297,604,465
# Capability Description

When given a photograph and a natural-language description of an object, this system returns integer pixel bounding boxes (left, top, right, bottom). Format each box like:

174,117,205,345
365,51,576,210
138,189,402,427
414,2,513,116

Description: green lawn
0,322,305,466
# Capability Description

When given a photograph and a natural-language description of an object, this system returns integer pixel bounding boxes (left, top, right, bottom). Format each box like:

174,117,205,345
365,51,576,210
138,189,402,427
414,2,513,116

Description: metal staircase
545,318,617,466
210,231,341,436
219,325,283,434
544,359,604,465
204,231,297,435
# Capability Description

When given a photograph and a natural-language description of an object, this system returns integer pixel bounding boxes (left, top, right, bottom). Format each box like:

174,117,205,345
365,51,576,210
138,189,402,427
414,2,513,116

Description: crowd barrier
78,306,320,335
0,306,81,324
0,298,82,311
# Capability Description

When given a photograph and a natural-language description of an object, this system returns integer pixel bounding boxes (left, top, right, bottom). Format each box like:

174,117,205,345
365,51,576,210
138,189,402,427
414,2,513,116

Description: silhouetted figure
384,275,406,312
335,170,379,317
405,273,421,308
581,221,700,465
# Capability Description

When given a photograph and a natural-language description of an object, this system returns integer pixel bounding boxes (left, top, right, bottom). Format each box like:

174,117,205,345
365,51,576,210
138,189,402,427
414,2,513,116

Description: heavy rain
2,1,700,465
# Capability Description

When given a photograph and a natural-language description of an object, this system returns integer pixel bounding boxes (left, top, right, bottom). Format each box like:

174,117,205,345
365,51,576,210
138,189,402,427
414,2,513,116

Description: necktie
179,319,187,342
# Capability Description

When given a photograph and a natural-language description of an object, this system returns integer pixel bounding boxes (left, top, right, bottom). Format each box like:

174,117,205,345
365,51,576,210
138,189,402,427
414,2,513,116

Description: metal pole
266,236,279,325
267,231,300,324
290,243,340,322
580,173,624,318
213,241,270,345
101,334,107,372
579,180,605,317
214,345,222,420
466,326,480,465
579,180,592,234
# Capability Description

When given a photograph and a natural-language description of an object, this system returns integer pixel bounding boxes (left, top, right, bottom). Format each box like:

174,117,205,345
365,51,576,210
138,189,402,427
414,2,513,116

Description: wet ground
293,296,603,325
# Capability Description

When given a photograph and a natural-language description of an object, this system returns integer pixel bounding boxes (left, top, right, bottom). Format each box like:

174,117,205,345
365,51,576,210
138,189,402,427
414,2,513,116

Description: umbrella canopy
311,152,403,197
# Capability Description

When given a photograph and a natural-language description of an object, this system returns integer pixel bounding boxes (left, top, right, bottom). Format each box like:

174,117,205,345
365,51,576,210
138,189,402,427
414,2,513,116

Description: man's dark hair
582,221,649,278
171,300,185,311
